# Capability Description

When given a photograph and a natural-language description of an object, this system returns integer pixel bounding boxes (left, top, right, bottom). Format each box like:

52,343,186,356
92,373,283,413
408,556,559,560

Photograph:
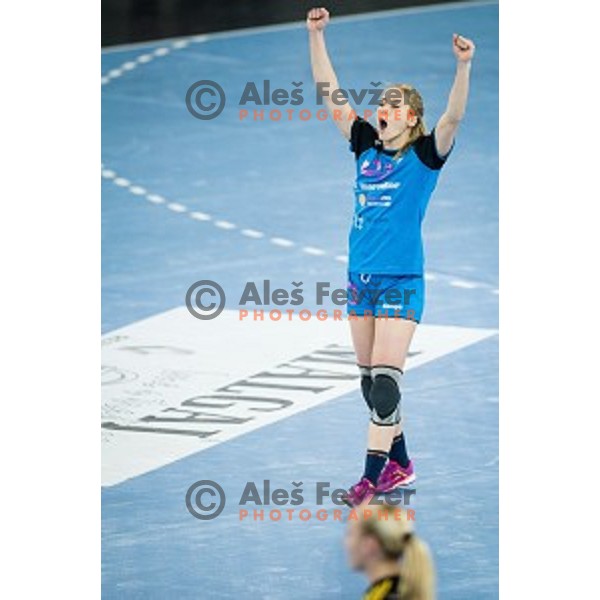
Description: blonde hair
359,503,435,600
388,83,427,159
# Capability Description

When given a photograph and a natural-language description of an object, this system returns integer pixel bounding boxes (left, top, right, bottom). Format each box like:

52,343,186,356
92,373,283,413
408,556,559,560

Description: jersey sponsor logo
358,181,401,191
359,156,394,177
102,308,496,486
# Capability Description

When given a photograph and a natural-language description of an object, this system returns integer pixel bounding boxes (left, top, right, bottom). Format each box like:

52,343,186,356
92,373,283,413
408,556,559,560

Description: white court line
102,164,498,295
101,0,497,54
302,246,326,256
166,202,187,213
270,237,295,248
101,39,206,85
241,228,265,239
449,279,481,290
189,211,211,221
214,220,236,230
102,164,331,256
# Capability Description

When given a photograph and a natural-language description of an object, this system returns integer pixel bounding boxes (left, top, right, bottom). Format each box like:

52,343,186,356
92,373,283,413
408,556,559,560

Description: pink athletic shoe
376,460,416,493
342,477,377,507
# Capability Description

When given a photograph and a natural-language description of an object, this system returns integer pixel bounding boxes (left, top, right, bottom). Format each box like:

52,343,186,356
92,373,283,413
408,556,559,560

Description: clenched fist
452,33,476,62
307,7,330,32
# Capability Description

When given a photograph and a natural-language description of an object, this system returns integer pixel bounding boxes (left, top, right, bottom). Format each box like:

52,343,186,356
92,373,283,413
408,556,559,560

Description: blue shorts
346,273,425,322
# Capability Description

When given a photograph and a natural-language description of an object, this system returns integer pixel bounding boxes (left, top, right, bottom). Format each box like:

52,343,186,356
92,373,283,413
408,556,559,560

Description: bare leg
368,318,417,452
349,316,375,367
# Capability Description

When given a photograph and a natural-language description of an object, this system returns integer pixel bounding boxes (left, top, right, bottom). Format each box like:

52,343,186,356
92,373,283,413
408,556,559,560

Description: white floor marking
449,279,481,290
302,246,326,256
189,211,211,221
101,308,497,486
214,220,236,230
270,237,295,248
102,36,204,85
102,164,498,295
241,228,264,239
166,202,187,213
172,40,190,49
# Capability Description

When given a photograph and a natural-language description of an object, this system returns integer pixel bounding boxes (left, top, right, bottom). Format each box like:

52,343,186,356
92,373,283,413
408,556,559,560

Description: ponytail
397,533,435,600
359,503,436,600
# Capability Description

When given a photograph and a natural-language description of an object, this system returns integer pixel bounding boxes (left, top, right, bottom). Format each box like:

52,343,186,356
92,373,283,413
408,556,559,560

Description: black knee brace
358,365,373,410
369,365,403,426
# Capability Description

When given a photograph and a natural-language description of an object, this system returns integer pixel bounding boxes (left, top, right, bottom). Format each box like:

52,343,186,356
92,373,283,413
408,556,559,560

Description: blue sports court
102,2,498,597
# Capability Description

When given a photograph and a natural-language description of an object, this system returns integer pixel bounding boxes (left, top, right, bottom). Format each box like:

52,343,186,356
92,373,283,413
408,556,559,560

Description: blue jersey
348,118,450,275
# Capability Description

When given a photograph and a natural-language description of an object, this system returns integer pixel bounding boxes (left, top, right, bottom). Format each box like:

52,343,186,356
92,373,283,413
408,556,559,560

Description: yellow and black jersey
362,575,401,600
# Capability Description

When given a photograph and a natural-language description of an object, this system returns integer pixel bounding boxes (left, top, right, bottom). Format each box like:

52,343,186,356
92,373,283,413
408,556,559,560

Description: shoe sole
342,493,376,508
377,474,417,494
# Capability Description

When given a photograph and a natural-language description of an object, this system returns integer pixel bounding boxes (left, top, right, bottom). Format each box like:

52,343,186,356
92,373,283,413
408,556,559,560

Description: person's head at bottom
345,502,435,600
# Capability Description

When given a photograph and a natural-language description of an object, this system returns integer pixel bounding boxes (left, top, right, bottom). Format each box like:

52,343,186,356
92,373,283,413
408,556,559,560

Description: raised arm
435,34,476,157
307,7,354,139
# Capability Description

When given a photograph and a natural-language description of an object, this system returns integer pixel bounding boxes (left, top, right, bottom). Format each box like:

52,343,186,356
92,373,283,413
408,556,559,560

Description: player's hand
453,33,475,62
307,7,330,32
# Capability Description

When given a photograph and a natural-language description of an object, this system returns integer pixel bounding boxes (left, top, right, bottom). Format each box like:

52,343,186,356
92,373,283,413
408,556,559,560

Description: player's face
376,88,416,142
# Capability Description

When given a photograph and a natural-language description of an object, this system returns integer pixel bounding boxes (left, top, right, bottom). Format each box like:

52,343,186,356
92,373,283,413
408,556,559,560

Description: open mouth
378,117,388,132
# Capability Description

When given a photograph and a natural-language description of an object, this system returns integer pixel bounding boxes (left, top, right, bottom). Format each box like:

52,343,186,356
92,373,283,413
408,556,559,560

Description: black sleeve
412,128,452,170
350,117,379,159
